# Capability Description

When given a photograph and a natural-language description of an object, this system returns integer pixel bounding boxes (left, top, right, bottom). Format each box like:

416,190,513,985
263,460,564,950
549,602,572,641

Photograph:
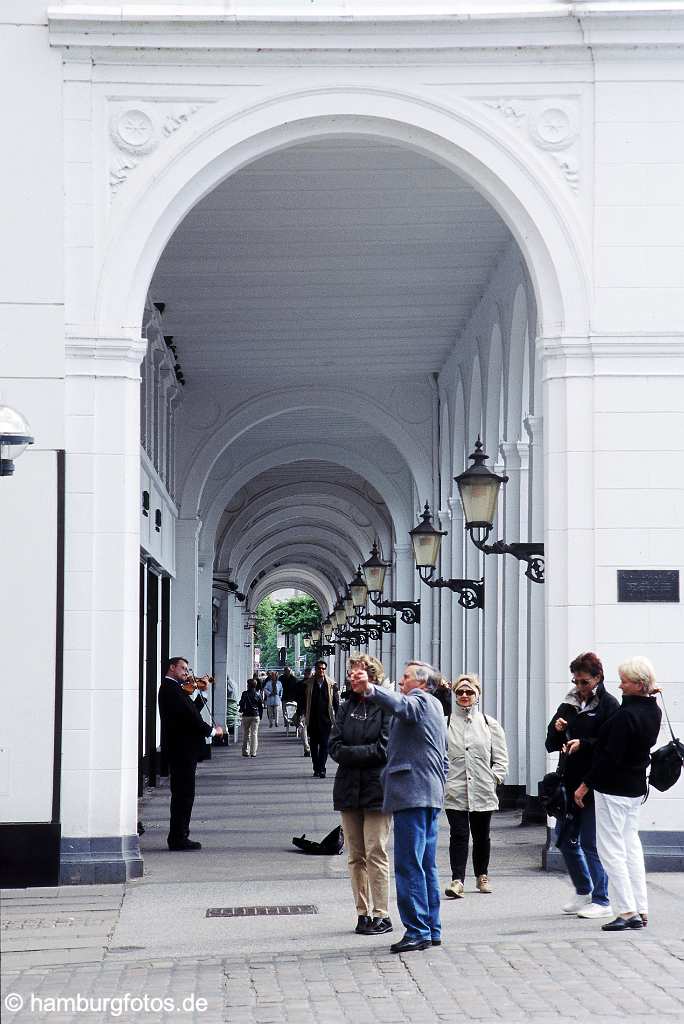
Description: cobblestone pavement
3,729,684,1022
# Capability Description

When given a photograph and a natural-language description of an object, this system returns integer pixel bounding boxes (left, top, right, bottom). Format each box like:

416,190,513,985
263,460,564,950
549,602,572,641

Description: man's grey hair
406,660,441,693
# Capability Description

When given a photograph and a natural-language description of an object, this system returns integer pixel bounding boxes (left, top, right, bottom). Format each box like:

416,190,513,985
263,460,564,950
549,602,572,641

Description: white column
499,440,522,782
196,544,214,676
213,597,229,727
171,516,201,664
448,498,465,677
394,544,415,672
516,439,530,786
525,411,546,804
61,334,146,883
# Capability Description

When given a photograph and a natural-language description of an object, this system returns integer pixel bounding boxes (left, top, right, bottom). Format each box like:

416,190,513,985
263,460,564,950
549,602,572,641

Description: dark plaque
617,570,679,603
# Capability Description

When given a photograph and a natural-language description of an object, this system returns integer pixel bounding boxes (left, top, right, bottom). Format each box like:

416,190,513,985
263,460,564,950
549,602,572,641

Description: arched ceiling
152,138,512,386
151,136,513,605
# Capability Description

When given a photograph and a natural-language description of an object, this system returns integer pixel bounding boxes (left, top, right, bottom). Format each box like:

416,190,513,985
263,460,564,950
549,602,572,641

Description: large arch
199,444,413,549
96,89,589,358
180,386,430,519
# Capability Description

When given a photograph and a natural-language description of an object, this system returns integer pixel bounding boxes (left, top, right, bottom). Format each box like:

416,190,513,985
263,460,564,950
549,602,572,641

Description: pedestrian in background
264,671,283,727
361,660,448,954
304,659,339,778
443,674,508,899
239,678,264,757
329,654,392,936
575,656,662,932
546,651,618,919
296,667,312,757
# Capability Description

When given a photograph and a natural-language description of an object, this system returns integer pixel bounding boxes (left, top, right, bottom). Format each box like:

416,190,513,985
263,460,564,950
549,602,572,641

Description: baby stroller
283,701,299,737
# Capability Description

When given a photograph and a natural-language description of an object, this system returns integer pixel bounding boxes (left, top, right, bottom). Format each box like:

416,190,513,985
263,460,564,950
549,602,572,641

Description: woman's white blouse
444,706,509,812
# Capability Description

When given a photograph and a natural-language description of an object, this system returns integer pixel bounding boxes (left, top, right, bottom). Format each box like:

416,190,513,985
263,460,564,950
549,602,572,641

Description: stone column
524,413,546,818
499,440,523,783
196,544,214,676
448,498,465,677
212,597,229,728
60,334,146,883
171,517,201,666
394,544,415,672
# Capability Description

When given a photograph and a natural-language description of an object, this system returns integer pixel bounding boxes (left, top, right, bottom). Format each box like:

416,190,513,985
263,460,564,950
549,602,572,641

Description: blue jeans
556,800,609,906
393,807,442,941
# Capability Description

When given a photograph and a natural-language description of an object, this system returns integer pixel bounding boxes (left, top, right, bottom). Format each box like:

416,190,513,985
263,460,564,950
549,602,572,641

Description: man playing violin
159,657,223,851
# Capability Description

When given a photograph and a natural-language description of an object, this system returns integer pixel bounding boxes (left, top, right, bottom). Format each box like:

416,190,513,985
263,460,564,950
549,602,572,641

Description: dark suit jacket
159,678,212,763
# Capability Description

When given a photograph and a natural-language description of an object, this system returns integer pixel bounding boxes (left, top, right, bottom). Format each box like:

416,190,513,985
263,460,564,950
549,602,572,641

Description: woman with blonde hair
329,653,393,936
443,673,508,898
575,656,662,931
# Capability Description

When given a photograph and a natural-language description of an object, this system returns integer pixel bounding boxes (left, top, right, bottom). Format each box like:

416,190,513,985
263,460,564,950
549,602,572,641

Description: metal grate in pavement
206,905,317,918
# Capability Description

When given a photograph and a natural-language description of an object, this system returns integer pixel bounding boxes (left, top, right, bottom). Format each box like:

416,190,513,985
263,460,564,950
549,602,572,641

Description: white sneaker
577,903,614,919
562,894,592,914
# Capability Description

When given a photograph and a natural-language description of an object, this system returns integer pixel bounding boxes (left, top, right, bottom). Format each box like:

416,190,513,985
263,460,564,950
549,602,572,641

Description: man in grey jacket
361,661,448,953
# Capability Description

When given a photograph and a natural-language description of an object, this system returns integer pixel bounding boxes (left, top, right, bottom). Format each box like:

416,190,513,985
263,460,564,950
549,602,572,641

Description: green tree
254,596,279,670
274,595,322,636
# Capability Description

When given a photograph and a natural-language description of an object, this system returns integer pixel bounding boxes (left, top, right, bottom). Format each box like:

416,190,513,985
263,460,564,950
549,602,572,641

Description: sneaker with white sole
562,894,592,914
444,879,464,899
576,903,614,919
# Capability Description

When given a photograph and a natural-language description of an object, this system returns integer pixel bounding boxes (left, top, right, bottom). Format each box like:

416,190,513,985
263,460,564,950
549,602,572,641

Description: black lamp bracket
367,593,421,625
472,534,545,584
417,569,485,609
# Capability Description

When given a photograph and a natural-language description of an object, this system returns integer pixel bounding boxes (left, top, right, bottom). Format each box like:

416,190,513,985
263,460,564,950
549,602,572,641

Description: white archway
97,89,589,349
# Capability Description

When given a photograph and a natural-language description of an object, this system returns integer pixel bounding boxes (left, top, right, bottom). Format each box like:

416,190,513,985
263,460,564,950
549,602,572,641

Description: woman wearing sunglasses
444,674,509,898
329,654,393,936
546,651,619,919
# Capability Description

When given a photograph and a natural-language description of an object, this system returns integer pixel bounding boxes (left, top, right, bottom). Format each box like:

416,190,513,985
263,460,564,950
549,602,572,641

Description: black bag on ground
649,695,684,792
292,826,344,855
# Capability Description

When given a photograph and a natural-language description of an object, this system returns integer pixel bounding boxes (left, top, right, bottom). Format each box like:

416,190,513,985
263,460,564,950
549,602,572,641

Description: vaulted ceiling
152,136,513,607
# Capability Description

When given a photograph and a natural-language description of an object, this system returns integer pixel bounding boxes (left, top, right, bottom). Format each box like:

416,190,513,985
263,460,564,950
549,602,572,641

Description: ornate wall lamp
359,546,421,625
0,403,34,477
455,437,544,584
408,504,485,609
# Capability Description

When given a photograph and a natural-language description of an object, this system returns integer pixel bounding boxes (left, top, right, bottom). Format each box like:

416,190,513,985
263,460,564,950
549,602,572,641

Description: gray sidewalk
3,727,684,1022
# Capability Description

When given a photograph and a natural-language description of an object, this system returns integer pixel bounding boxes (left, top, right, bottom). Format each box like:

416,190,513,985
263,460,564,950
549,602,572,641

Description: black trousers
445,809,493,881
309,726,331,775
168,754,198,845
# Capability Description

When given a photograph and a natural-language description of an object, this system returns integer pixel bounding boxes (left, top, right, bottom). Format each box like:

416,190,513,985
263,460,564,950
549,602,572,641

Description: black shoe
168,839,202,851
390,934,431,954
320,770,326,778
601,915,643,932
367,916,393,935
431,938,442,946
355,915,372,934
313,770,321,777
303,750,311,757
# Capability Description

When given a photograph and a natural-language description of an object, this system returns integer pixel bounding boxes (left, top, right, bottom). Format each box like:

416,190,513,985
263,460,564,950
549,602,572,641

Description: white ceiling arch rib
242,542,352,601
248,568,334,615
216,486,390,564
232,523,365,582
199,446,413,553
218,508,373,578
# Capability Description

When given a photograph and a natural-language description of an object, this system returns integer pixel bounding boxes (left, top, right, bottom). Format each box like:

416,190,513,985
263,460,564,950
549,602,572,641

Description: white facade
1,1,683,884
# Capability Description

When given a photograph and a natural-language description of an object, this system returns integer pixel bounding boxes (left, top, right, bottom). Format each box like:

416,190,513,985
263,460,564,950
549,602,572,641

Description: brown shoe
476,874,492,894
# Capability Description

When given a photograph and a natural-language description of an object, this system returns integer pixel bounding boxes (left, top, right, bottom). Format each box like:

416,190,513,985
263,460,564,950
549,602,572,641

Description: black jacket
546,682,620,796
159,678,212,762
329,695,391,811
584,695,662,798
239,689,264,719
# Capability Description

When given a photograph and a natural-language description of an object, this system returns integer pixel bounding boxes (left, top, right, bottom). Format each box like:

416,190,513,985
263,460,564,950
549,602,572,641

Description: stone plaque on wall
617,570,680,603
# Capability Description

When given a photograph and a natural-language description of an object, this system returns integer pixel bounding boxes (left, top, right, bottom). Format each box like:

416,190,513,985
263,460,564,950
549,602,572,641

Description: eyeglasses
572,677,594,687
455,689,476,697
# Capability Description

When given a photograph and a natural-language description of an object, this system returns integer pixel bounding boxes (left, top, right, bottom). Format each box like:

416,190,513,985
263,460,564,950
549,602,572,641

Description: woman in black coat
546,651,619,920
575,656,662,932
329,654,392,937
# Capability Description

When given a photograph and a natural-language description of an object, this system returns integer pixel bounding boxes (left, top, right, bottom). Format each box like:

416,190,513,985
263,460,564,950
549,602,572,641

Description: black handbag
538,733,572,820
292,825,344,855
649,696,684,793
